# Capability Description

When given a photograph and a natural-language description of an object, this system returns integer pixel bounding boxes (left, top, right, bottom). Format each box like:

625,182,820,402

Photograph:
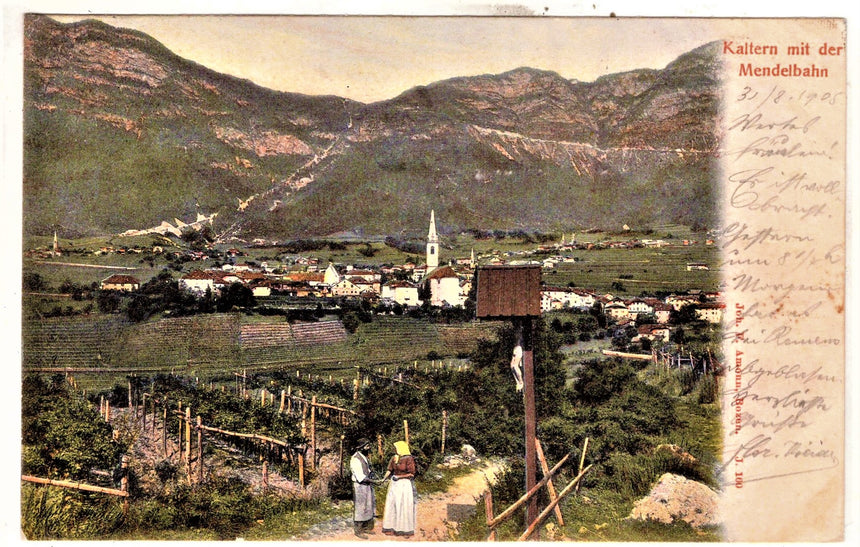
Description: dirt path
308,461,504,542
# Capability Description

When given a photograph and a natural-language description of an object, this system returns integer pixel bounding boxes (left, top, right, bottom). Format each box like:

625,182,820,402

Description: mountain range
23,15,722,241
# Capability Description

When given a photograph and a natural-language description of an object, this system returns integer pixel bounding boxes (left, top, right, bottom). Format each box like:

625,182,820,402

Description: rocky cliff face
24,15,721,239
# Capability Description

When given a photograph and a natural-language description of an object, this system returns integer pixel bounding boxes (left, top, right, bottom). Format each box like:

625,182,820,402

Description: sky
46,14,735,103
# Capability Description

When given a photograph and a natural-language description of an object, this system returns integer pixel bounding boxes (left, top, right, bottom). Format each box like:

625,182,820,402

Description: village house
323,263,341,286
331,278,362,298
100,274,140,292
665,294,700,311
249,280,272,297
635,324,672,342
179,270,218,296
381,280,421,307
604,300,631,321
653,302,673,323
694,302,725,323
426,266,462,307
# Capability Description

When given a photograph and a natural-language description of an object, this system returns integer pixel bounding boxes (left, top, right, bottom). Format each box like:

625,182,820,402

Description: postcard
10,3,852,543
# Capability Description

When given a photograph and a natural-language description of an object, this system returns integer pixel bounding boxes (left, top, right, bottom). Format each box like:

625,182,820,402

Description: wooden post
404,419,409,446
105,399,111,422
310,396,317,471
128,377,133,413
162,404,168,457
287,386,293,414
518,465,593,542
377,434,383,458
279,390,286,414
197,415,203,484
298,449,305,489
120,454,129,516
262,460,269,493
100,395,104,419
177,401,183,461
521,318,539,538
535,438,564,526
441,410,448,455
142,394,147,431
185,407,192,480
260,389,266,407
575,437,590,493
485,490,496,541
339,435,345,478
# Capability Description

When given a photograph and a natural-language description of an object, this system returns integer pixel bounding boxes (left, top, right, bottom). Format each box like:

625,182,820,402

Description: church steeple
427,210,439,269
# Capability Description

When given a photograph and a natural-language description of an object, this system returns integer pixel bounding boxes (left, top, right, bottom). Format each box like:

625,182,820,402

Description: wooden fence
22,455,130,515
483,438,591,541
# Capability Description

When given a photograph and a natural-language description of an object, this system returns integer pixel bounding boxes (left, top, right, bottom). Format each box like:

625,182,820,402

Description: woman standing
381,441,417,537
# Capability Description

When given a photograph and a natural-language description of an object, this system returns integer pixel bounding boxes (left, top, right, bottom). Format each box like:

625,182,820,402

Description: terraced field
21,314,500,391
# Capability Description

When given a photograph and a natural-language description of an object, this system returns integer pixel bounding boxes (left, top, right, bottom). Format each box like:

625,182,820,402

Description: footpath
303,461,503,541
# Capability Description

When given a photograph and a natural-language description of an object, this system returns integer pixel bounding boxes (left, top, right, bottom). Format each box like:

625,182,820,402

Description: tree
23,272,47,292
672,303,699,324
97,291,121,314
126,294,154,322
217,283,256,311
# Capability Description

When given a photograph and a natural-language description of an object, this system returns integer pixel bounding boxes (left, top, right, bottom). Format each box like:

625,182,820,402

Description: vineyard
21,313,724,541
22,313,502,392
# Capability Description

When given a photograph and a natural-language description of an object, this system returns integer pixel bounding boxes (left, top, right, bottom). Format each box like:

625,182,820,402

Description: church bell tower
427,210,439,270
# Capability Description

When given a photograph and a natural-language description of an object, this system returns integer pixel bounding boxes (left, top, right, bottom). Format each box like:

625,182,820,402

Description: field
542,245,719,294
22,313,501,392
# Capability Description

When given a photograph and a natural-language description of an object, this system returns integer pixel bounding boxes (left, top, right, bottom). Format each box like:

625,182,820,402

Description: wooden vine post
127,377,133,415
162,402,168,457
441,410,448,455
339,435,345,478
176,401,183,461
404,419,409,446
185,406,192,479
120,454,129,516
476,265,542,539
197,415,204,484
299,418,306,488
310,395,317,471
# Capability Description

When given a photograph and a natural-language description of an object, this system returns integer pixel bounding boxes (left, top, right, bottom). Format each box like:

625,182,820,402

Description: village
30,210,722,355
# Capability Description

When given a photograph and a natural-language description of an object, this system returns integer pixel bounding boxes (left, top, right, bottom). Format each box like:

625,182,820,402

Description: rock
627,473,721,528
461,444,477,461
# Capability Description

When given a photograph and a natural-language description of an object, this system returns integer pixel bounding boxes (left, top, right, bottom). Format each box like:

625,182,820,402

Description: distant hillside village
70,211,725,335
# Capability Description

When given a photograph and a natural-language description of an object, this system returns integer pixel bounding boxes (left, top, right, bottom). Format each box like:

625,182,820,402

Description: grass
542,244,719,295
560,488,722,542
243,498,351,540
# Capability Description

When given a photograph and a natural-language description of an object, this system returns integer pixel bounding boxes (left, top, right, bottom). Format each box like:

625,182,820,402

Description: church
415,210,473,308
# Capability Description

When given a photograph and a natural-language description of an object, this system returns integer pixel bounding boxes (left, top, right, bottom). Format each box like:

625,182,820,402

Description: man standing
350,438,377,538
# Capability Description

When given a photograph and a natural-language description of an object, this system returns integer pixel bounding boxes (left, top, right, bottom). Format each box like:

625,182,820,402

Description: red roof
102,274,140,285
426,266,459,280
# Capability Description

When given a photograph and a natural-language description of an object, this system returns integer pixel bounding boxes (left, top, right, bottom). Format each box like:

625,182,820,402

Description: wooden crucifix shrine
476,265,542,538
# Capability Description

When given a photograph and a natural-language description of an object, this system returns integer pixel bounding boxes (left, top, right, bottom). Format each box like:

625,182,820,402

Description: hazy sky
50,15,733,103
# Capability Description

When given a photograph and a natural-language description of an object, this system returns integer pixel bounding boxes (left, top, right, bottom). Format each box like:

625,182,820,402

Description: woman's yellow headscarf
394,440,410,463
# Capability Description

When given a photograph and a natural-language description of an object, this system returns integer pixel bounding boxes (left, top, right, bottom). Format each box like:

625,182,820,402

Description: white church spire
427,210,439,269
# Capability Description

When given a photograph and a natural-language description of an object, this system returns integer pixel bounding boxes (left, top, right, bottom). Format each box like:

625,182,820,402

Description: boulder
627,473,721,528
461,444,477,461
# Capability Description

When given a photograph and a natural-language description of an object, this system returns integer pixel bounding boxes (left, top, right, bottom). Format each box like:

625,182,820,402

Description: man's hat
356,438,371,449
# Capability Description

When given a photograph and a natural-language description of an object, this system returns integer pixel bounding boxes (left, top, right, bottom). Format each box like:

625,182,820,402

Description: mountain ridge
24,15,721,240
